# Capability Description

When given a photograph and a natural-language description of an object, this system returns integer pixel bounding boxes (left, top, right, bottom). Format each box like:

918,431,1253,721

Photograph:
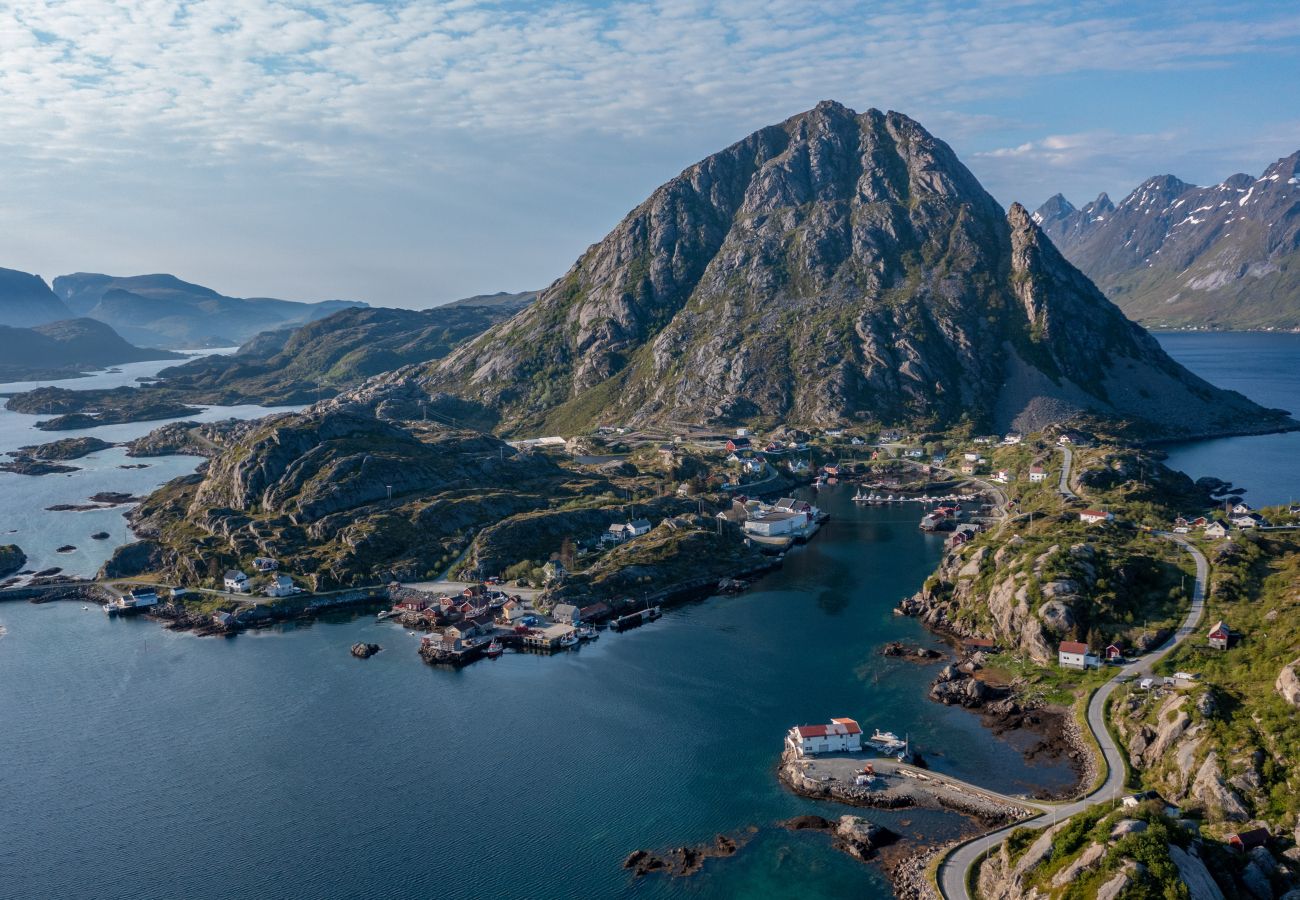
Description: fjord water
0,355,298,576
1157,332,1300,506
0,487,1077,900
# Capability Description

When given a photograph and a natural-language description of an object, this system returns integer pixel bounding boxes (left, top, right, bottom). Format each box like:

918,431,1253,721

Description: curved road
1057,445,1078,500
937,534,1207,898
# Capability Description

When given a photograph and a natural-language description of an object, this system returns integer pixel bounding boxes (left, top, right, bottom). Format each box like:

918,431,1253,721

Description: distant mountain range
326,100,1284,440
0,318,184,381
1034,151,1300,330
48,272,366,348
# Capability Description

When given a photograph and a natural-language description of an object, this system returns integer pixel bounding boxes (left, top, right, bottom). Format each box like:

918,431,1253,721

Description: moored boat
485,639,503,658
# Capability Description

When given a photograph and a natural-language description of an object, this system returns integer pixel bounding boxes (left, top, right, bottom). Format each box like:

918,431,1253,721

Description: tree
559,537,576,570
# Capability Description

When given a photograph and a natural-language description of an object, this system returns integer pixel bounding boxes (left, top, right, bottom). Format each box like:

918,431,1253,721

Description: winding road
936,533,1208,898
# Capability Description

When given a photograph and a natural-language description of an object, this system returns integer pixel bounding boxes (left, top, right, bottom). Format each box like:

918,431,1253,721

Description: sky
1,0,1298,308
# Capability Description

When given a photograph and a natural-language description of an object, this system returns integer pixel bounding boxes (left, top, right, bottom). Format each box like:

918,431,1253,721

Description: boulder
350,642,382,659
0,545,26,579
1192,752,1250,822
1277,660,1300,708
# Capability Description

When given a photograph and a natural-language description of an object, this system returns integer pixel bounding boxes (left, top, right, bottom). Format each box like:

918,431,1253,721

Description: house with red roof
1058,640,1099,670
786,717,863,756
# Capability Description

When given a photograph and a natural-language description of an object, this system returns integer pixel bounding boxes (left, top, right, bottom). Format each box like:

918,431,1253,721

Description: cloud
3,0,1299,177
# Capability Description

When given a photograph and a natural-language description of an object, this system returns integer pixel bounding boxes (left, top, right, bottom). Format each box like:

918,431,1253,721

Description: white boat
578,625,598,641
558,633,580,648
852,489,870,502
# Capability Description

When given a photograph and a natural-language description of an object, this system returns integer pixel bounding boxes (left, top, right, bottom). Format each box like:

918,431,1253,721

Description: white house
786,718,863,756
1029,465,1047,483
1058,641,1100,670
994,469,1013,483
1231,502,1253,515
735,427,751,437
264,574,297,597
627,519,652,537
1204,521,1229,539
1079,510,1113,525
788,458,809,474
1002,433,1023,445
963,452,980,462
744,509,807,536
904,448,924,458
224,570,249,593
1229,515,1258,529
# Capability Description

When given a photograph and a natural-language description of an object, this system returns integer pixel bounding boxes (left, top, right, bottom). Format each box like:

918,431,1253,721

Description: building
128,587,159,606
963,452,980,462
1104,643,1124,661
994,469,1012,483
252,556,278,572
552,603,582,625
542,561,567,584
1029,465,1047,483
725,437,752,452
1002,433,1023,445
904,448,924,458
1208,620,1231,650
264,574,298,598
223,570,249,593
578,602,611,623
786,718,863,756
1204,521,1229,539
745,508,807,536
963,637,998,653
959,462,976,475
1079,510,1113,525
1228,828,1270,852
735,427,751,437
1058,641,1099,670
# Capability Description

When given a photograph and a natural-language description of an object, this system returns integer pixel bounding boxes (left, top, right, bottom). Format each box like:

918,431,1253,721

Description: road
1057,446,1078,500
936,534,1207,898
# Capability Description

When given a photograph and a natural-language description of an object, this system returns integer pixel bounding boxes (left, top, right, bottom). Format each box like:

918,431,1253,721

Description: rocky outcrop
1168,844,1226,900
1277,659,1300,707
407,101,1287,439
97,540,163,579
779,814,897,861
0,545,25,579
930,665,998,708
1191,752,1250,822
350,642,381,659
16,436,114,461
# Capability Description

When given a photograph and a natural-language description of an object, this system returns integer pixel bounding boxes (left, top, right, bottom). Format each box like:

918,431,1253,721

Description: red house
1228,828,1269,851
1104,644,1124,661
396,598,428,612
726,437,752,452
1208,620,1231,650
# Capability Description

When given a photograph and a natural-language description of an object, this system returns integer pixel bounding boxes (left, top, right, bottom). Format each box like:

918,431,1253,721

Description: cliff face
410,101,1285,439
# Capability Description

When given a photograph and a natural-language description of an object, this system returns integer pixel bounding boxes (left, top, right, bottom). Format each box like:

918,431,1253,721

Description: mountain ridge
361,101,1288,439
1035,152,1300,330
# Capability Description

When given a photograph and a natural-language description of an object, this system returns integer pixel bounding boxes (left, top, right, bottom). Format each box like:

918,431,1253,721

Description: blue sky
1,0,1298,307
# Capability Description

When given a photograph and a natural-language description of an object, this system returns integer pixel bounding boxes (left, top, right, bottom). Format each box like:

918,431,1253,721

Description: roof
1232,827,1270,847
1080,509,1108,517
553,603,579,615
579,602,611,616
793,718,862,739
629,519,651,529
1209,620,1231,636
1059,641,1090,654
223,570,246,580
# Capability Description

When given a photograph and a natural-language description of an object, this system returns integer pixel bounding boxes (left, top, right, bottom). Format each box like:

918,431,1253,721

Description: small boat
377,609,394,620
485,639,503,658
852,489,869,502
577,625,598,641
82,606,89,611
558,633,580,648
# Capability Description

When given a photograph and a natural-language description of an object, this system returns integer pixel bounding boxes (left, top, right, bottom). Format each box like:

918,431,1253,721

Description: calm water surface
0,355,297,576
0,487,1076,900
1156,332,1300,506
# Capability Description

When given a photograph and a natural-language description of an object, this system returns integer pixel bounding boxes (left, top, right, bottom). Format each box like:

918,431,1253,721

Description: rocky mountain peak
389,103,1290,439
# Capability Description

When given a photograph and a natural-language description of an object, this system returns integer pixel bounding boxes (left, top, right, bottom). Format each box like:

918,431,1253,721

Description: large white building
1058,641,1100,670
787,718,863,755
744,509,808,536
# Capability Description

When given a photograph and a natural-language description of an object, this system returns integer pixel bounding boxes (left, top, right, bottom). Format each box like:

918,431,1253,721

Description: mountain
393,101,1284,439
51,272,366,348
1035,152,1300,329
0,318,184,380
146,291,537,404
0,267,73,327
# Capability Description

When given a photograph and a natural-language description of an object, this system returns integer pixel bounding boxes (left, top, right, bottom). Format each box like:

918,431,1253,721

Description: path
936,534,1207,898
1057,446,1078,500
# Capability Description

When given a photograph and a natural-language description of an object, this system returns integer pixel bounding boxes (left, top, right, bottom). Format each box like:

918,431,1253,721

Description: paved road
1057,446,1078,500
937,534,1207,898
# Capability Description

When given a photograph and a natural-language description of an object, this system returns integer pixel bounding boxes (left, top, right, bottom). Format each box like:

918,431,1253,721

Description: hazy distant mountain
0,318,184,380
147,291,537,404
0,267,74,327
51,272,366,349
387,101,1282,439
1035,152,1300,329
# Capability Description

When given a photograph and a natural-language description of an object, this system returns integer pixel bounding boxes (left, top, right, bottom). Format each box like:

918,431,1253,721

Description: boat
852,489,870,502
376,609,394,620
577,625,598,641
485,639,503,658
558,632,580,648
